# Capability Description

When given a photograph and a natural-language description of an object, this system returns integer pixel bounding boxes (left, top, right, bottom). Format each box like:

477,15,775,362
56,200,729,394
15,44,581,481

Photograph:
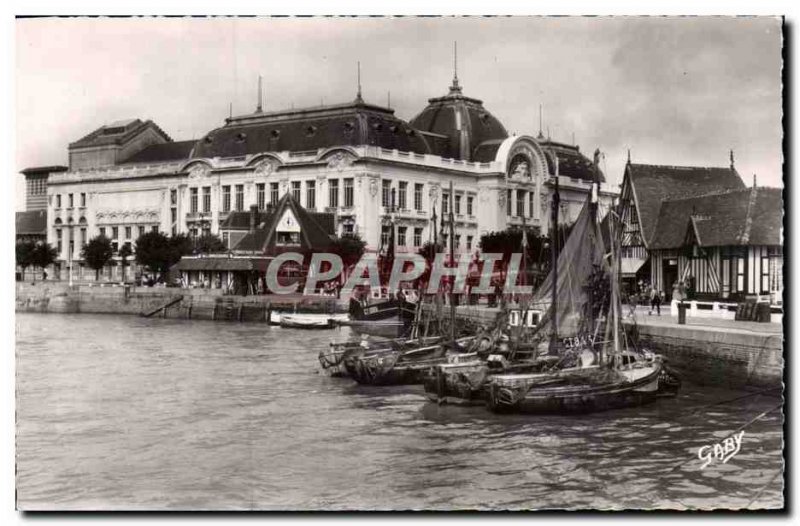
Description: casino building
32,69,614,280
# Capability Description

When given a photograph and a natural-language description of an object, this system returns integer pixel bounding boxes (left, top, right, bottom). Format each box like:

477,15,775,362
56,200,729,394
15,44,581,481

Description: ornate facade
40,77,615,279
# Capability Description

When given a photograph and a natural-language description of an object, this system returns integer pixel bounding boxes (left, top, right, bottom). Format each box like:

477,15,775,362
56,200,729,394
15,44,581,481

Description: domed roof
191,101,432,159
409,77,508,162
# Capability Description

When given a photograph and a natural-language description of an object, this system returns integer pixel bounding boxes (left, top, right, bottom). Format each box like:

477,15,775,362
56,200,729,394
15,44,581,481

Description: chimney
249,204,258,233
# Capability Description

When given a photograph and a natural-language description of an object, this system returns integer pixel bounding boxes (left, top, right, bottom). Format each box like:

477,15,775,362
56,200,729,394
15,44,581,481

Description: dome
409,77,508,162
541,139,606,183
191,101,432,159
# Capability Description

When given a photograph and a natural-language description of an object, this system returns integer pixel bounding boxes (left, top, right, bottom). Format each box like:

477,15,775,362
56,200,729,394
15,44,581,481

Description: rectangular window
413,227,422,247
507,189,512,216
736,257,745,292
235,184,244,211
761,256,770,293
442,233,448,248
170,189,177,206
56,229,62,253
306,181,316,210
291,181,301,202
455,195,462,215
414,183,423,211
528,193,535,218
68,193,74,208
467,196,474,216
381,225,391,248
516,190,525,217
343,223,354,235
138,226,145,237
202,186,211,213
190,227,198,238
256,183,266,210
190,188,198,214
222,186,231,212
151,225,158,233
382,180,391,208
270,183,279,205
329,179,339,208
56,194,61,208
112,226,119,239
80,193,86,207
398,182,408,209
125,226,131,239
455,234,461,249
222,231,229,248
99,227,106,238
629,202,638,225
344,178,354,207
398,226,407,247
467,235,473,251
442,193,449,215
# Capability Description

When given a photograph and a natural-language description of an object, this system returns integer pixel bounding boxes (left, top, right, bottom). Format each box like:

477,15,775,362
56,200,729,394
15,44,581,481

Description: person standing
652,288,662,316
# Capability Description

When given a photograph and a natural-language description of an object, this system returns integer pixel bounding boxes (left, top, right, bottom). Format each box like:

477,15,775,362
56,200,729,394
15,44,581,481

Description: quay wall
626,322,783,389
15,282,344,321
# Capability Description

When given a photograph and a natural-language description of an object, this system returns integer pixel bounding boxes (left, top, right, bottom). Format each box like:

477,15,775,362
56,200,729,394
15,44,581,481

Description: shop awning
172,257,273,272
620,257,647,277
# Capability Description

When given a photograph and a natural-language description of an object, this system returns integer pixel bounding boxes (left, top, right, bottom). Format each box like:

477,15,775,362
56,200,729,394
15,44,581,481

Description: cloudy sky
14,16,783,209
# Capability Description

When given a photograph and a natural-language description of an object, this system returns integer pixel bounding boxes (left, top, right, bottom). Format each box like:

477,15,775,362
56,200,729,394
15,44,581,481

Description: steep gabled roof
231,193,336,253
626,163,746,246
649,187,783,249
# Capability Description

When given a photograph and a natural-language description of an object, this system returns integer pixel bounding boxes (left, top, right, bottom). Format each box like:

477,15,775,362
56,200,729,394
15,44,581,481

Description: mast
448,181,456,350
548,162,560,355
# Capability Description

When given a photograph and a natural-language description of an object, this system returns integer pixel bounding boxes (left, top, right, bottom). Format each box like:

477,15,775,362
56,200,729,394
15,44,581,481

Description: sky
14,16,784,210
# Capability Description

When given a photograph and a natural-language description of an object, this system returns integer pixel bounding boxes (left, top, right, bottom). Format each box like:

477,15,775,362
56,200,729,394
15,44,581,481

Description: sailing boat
485,170,680,414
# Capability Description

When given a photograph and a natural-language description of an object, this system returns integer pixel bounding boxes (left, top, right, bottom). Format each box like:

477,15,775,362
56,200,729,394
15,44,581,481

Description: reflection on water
15,313,783,510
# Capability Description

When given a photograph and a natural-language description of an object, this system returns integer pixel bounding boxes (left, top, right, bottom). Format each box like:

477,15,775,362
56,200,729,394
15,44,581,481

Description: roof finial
256,75,263,113
753,173,757,188
730,149,735,169
355,61,364,104
627,148,631,164
387,90,391,108
449,41,462,94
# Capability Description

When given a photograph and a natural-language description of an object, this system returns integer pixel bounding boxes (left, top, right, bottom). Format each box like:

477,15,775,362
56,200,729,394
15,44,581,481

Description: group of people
626,281,665,318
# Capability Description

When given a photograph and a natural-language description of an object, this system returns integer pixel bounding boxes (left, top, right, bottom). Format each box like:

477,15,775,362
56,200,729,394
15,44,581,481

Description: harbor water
15,313,784,510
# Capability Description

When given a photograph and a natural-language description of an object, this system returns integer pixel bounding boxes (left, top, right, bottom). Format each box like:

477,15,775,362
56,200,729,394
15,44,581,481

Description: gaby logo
697,431,745,469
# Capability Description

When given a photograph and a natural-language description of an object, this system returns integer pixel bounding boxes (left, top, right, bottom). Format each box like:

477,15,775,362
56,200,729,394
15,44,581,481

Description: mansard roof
121,140,197,164
69,119,173,149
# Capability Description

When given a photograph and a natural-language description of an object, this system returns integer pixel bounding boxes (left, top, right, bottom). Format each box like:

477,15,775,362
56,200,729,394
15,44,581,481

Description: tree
119,243,133,282
192,233,227,255
82,235,114,281
32,243,58,278
16,240,36,281
135,231,173,278
329,233,366,269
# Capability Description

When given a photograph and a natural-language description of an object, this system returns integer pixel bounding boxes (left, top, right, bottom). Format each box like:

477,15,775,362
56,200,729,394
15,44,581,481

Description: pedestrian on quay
628,290,638,318
651,287,662,316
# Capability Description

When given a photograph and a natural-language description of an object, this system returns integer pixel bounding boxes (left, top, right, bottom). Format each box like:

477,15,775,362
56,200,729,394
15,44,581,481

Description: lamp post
68,224,74,287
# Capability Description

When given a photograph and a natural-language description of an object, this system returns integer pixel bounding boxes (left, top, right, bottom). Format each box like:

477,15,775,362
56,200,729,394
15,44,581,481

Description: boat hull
486,361,663,414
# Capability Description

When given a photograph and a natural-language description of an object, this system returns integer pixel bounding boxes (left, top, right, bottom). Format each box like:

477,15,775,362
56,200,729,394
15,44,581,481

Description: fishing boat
334,295,416,338
319,335,443,377
268,310,348,329
483,162,680,414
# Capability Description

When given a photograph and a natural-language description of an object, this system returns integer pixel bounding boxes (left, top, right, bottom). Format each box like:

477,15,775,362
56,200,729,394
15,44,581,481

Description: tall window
467,235,473,251
125,226,132,239
190,188,198,214
382,180,391,208
170,189,177,206
56,194,61,208
736,257,745,293
381,225,391,248
467,196,474,216
414,183,423,211
270,183,279,205
398,226,407,246
222,185,231,212
202,186,211,213
528,193,535,218
413,227,422,247
99,227,106,238
344,178,354,207
516,190,525,217
56,229,62,253
306,181,316,209
629,201,638,225
151,225,158,233
507,189,512,216
291,181,301,202
68,193,74,208
80,193,86,207
455,234,461,249
256,183,266,210
235,184,244,211
455,195,462,215
442,193,449,215
398,182,408,209
138,225,145,237
329,179,339,208
761,256,770,293
170,209,177,236
112,226,119,239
